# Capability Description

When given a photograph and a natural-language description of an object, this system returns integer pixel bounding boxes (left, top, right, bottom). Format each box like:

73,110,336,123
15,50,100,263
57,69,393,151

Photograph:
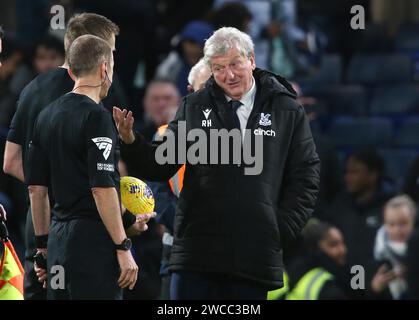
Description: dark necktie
229,100,242,130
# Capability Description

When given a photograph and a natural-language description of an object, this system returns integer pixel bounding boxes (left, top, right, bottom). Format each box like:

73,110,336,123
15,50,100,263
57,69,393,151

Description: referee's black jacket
121,68,320,289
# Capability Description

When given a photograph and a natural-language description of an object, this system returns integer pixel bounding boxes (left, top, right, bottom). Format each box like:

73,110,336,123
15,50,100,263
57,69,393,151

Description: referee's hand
116,250,138,290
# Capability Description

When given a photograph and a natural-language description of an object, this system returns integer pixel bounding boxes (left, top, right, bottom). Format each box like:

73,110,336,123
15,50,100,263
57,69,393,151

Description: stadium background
1,0,419,299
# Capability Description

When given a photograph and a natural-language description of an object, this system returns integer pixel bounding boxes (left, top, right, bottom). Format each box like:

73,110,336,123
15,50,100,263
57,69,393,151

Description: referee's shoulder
85,102,113,122
18,68,60,103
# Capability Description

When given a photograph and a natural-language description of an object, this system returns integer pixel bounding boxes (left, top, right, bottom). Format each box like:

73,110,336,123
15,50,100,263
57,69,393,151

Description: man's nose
226,68,235,80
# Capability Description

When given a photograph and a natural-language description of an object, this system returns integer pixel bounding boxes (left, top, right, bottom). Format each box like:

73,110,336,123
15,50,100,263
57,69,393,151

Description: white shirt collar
225,77,256,106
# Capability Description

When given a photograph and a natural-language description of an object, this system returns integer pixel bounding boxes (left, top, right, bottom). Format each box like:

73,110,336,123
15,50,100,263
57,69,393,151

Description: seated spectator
134,79,181,142
10,35,65,99
155,20,213,96
32,35,65,75
286,219,360,300
324,147,394,286
371,195,416,299
0,36,24,127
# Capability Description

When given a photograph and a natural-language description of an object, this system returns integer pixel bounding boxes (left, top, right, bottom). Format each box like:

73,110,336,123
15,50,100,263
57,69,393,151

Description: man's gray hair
384,194,417,219
204,27,254,65
188,58,210,86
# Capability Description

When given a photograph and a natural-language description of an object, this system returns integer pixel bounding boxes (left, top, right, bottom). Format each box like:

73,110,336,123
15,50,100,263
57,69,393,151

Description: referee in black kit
26,35,138,300
3,13,144,300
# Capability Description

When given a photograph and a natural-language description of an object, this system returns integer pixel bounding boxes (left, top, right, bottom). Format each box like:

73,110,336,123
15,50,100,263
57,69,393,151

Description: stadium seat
394,117,419,147
370,85,419,115
379,148,419,187
305,85,367,116
347,54,412,85
328,117,393,148
395,23,419,52
294,54,342,85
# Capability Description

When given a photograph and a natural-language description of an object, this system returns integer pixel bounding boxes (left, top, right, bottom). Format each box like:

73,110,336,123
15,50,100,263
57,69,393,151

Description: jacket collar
206,68,297,129
207,68,296,103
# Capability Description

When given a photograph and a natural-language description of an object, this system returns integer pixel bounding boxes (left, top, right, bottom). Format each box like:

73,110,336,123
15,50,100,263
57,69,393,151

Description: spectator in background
134,79,181,142
9,35,66,102
0,26,14,231
32,35,65,75
371,195,416,299
324,148,393,288
155,20,213,96
0,36,65,129
209,2,252,34
286,220,359,300
0,36,24,128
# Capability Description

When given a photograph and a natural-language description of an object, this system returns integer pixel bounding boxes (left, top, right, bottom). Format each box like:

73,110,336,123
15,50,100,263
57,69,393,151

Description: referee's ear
68,68,76,81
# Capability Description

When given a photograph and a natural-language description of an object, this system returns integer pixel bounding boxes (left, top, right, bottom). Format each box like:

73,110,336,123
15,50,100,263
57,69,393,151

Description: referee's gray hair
204,27,254,65
188,58,210,86
384,194,417,219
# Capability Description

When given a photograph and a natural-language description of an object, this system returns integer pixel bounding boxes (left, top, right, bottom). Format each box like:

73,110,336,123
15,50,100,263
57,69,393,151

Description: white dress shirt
225,77,257,135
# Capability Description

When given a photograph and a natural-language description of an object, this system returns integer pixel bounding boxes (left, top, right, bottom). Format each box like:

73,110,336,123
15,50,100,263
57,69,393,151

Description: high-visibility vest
267,272,289,300
286,267,334,300
0,241,24,300
157,125,185,198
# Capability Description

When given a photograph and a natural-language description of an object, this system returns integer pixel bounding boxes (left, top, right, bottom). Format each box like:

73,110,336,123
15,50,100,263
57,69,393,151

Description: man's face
34,45,65,74
318,227,347,266
344,157,377,196
144,83,180,126
210,47,255,100
107,34,116,52
99,34,116,100
384,206,414,243
99,55,114,100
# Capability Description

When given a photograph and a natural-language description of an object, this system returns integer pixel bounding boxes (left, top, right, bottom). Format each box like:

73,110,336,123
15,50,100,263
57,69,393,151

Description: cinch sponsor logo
254,128,276,137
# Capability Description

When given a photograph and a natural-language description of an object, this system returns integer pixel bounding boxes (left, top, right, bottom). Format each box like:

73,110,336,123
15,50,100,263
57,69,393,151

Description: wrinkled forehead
210,48,247,65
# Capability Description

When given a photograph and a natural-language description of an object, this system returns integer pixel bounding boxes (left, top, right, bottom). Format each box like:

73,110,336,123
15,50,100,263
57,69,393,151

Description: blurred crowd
1,0,419,299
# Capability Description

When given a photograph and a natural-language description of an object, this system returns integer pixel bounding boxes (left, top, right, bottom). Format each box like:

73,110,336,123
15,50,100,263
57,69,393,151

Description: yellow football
120,176,155,215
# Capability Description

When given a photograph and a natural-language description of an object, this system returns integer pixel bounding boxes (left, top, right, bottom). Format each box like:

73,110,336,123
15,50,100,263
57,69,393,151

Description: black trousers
47,218,122,300
170,271,267,300
24,208,46,300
